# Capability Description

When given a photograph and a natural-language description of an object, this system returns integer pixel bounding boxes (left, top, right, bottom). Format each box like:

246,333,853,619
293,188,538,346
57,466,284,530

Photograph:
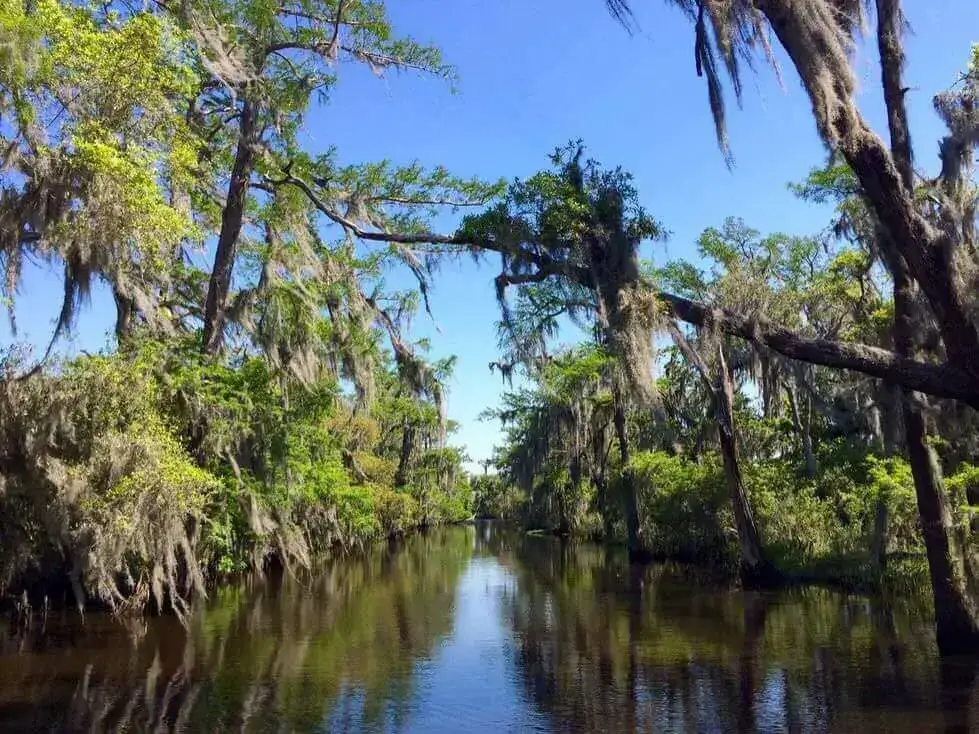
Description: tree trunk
756,0,979,372
714,349,778,587
786,375,816,477
113,289,136,341
561,452,584,535
871,2,979,653
804,379,817,472
761,355,776,419
905,394,979,654
666,325,777,585
612,382,644,560
394,421,416,488
870,494,889,573
202,100,258,355
895,268,979,654
871,383,902,572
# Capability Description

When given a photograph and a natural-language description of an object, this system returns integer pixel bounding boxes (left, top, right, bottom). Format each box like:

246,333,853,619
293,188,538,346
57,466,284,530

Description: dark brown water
1,523,977,733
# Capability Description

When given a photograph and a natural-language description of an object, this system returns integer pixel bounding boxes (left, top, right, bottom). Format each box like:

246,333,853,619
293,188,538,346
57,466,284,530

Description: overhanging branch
271,168,977,407
270,169,586,280
658,290,978,409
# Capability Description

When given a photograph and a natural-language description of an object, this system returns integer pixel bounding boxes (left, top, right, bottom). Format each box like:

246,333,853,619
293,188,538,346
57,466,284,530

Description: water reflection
0,524,976,733
497,533,977,733
0,529,472,732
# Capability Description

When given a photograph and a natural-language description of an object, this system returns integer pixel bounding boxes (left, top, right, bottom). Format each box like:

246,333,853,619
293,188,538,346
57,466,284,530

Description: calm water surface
1,523,977,732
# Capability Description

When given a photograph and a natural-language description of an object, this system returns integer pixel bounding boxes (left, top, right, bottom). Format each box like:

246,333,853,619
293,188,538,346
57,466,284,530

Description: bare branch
342,47,439,75
268,170,585,278
328,0,345,60
366,195,491,208
665,320,714,395
263,40,440,76
274,5,367,27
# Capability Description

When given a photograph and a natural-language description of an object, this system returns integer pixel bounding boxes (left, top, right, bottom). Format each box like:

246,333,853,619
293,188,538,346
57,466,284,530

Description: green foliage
947,463,979,522
472,474,527,520
1,0,201,333
374,488,420,536
621,446,925,585
628,451,733,563
0,331,473,612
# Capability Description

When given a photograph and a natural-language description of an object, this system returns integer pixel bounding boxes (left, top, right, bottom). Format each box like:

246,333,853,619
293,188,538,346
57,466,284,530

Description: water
1,523,976,733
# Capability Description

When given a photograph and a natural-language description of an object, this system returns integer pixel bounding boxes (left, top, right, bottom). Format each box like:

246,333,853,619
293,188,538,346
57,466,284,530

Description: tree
665,322,777,584
1,0,200,346
468,145,787,579
463,142,667,556
0,0,490,613
159,0,459,354
606,0,979,653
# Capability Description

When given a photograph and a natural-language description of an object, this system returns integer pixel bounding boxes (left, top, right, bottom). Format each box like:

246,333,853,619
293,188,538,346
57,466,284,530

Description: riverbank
0,339,474,622
517,520,931,598
2,517,476,628
475,443,955,598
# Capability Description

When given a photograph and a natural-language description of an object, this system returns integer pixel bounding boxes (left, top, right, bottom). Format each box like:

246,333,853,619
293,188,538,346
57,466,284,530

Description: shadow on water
0,522,977,733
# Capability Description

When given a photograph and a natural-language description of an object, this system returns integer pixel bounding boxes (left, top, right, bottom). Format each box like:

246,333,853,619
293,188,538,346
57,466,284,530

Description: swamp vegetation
1,0,979,661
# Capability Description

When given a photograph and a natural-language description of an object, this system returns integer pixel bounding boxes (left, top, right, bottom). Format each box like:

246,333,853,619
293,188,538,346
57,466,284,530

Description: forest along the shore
1,0,979,656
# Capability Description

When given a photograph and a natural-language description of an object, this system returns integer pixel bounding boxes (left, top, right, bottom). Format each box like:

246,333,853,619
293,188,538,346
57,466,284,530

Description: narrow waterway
0,523,975,732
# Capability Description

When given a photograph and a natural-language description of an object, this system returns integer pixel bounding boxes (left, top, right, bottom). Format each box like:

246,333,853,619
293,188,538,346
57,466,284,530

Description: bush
618,444,926,584
629,451,734,563
374,488,420,536
948,463,979,509
70,416,221,616
472,475,528,521
746,459,842,564
747,452,921,572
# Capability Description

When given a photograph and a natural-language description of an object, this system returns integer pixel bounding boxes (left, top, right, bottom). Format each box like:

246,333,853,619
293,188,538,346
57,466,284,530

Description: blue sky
4,0,975,470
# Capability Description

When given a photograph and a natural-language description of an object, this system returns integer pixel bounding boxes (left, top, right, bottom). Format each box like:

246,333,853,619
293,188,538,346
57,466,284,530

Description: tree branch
274,6,366,28
328,0,345,59
756,0,979,370
263,40,439,75
342,47,439,75
657,289,979,409
272,170,471,245
875,0,914,189
270,168,977,406
665,321,715,395
366,194,491,207
269,170,586,280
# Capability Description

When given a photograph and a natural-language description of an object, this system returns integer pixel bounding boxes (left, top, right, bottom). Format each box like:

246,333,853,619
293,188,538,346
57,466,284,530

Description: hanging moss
0,335,473,616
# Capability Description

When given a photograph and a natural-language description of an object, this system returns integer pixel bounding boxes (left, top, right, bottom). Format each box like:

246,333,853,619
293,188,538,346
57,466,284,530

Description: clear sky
4,0,975,470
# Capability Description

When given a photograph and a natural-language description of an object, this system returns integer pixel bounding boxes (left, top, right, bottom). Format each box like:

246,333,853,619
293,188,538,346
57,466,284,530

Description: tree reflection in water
0,524,977,733
496,532,978,734
0,528,472,732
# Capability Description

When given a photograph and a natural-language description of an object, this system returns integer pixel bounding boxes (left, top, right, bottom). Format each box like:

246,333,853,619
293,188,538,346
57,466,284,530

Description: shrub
374,488,420,536
629,451,733,563
69,416,221,617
